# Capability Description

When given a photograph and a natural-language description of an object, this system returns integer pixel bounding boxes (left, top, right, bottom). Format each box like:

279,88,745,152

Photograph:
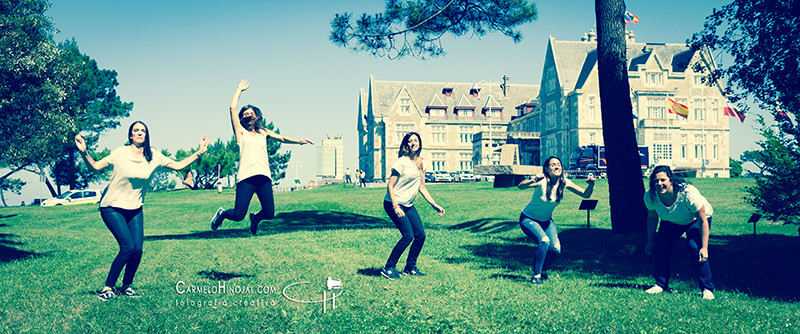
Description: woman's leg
100,207,138,288
519,215,550,276
686,217,714,292
402,205,426,270
383,201,414,269
541,220,561,273
653,220,687,290
220,177,258,222
251,176,275,222
121,208,144,286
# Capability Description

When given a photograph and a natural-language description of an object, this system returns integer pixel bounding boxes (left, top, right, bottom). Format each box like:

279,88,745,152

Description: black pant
383,201,426,270
221,175,275,223
653,218,714,291
100,206,143,287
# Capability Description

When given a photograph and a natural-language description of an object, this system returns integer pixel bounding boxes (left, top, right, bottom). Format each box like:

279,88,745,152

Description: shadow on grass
145,210,389,241
356,267,383,277
198,269,254,281
446,218,518,235
451,226,800,302
0,221,46,263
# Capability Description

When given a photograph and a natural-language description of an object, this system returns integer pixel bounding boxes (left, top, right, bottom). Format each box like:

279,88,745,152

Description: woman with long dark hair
75,121,208,301
517,156,595,284
210,79,312,235
644,165,715,300
380,132,445,279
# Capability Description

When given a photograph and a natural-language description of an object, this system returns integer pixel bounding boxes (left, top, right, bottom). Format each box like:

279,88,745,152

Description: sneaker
97,288,116,301
249,213,259,235
380,267,400,280
530,275,544,284
211,208,224,231
118,286,140,297
701,289,715,300
645,285,664,294
541,273,549,281
403,267,426,276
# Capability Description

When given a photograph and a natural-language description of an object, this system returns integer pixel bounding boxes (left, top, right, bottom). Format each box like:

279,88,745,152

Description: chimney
502,74,510,97
588,29,597,42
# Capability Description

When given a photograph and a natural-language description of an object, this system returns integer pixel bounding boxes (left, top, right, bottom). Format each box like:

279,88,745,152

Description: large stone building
509,31,733,177
358,75,540,182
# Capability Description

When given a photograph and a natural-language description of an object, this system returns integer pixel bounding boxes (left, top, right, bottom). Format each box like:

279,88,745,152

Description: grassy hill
1,178,798,333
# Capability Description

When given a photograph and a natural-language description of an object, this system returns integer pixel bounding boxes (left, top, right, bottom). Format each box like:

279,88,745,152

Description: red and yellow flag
668,98,689,119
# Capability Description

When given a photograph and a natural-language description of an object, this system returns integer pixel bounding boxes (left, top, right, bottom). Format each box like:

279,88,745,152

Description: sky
7,0,759,205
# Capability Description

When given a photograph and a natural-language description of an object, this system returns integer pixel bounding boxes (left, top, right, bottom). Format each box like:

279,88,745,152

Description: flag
668,98,689,119
625,11,640,23
723,103,745,123
777,110,793,127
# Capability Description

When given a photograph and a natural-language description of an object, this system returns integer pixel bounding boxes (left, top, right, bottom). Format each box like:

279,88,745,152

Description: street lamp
476,80,500,165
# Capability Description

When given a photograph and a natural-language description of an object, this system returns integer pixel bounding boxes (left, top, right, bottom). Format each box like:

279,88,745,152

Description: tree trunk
595,0,647,234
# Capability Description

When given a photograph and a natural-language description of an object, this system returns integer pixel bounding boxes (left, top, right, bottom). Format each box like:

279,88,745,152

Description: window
459,126,475,144
710,99,719,123
470,88,480,98
428,108,445,118
485,109,502,119
442,88,453,97
545,68,558,93
431,152,446,171
588,95,597,121
681,134,687,159
693,74,705,87
653,144,672,160
653,133,671,142
694,134,704,159
645,72,663,86
396,124,415,143
399,98,411,115
647,97,666,119
456,108,474,118
431,125,446,145
459,153,473,171
546,113,556,130
693,98,706,121
713,135,719,160
589,132,595,144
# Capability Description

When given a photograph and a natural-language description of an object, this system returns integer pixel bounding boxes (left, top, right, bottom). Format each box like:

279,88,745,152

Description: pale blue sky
9,0,759,205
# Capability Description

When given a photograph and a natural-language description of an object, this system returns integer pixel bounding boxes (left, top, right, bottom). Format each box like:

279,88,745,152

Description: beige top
99,146,173,209
384,156,422,206
237,130,271,182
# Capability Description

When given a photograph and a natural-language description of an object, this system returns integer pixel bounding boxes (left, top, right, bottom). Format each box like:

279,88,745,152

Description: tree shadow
449,227,800,301
356,267,383,277
197,269,255,281
145,210,389,241
446,218,518,235
0,222,46,263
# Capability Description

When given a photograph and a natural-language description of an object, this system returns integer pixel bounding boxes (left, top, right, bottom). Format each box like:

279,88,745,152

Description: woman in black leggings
210,79,312,235
76,121,208,301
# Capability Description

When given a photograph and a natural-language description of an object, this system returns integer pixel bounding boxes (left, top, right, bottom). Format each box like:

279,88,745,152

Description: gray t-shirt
384,156,422,206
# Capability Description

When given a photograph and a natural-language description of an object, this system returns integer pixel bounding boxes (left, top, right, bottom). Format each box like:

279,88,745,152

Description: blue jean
100,206,144,287
383,201,426,270
653,218,714,291
220,175,274,223
519,214,561,275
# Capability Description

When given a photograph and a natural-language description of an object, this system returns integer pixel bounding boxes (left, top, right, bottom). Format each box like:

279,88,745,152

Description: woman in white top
75,121,208,301
210,79,312,235
517,156,595,284
644,165,715,300
380,132,445,279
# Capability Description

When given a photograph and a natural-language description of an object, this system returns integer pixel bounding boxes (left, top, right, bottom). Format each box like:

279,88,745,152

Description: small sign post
579,200,599,228
747,213,762,237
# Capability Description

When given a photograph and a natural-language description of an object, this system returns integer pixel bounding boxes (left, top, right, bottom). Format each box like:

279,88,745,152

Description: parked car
454,170,477,182
41,189,102,206
424,172,434,182
432,171,453,183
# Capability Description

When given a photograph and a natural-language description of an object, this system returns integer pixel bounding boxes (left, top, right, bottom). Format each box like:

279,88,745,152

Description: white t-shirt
237,130,272,182
384,156,422,206
521,178,574,221
99,146,173,210
643,184,713,225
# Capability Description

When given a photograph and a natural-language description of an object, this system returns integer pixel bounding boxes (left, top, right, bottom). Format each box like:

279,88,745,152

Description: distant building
509,30,732,177
358,75,540,182
316,135,344,180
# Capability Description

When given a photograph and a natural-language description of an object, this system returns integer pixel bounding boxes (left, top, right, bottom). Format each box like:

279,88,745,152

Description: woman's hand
298,139,313,145
433,204,445,216
394,205,405,218
699,247,709,262
75,134,87,153
586,174,596,185
197,135,209,155
237,79,250,92
644,240,654,255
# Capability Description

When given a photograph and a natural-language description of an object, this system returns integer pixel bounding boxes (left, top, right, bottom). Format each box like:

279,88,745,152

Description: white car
454,171,477,182
432,171,453,183
41,189,102,206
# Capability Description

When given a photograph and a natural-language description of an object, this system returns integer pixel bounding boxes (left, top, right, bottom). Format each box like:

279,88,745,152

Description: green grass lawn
1,178,798,333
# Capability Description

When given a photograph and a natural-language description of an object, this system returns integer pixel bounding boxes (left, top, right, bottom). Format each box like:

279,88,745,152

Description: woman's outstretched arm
229,79,249,143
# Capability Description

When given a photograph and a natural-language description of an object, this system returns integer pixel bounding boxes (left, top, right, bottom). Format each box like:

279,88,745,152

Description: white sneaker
702,289,715,300
645,285,664,294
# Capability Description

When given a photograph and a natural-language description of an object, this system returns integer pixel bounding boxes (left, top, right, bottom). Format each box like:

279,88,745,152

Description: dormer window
470,88,480,98
442,88,453,97
426,106,446,118
456,108,474,118
484,108,502,119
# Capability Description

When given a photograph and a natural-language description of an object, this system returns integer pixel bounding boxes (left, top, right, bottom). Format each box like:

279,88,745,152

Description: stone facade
509,31,732,177
358,75,540,182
